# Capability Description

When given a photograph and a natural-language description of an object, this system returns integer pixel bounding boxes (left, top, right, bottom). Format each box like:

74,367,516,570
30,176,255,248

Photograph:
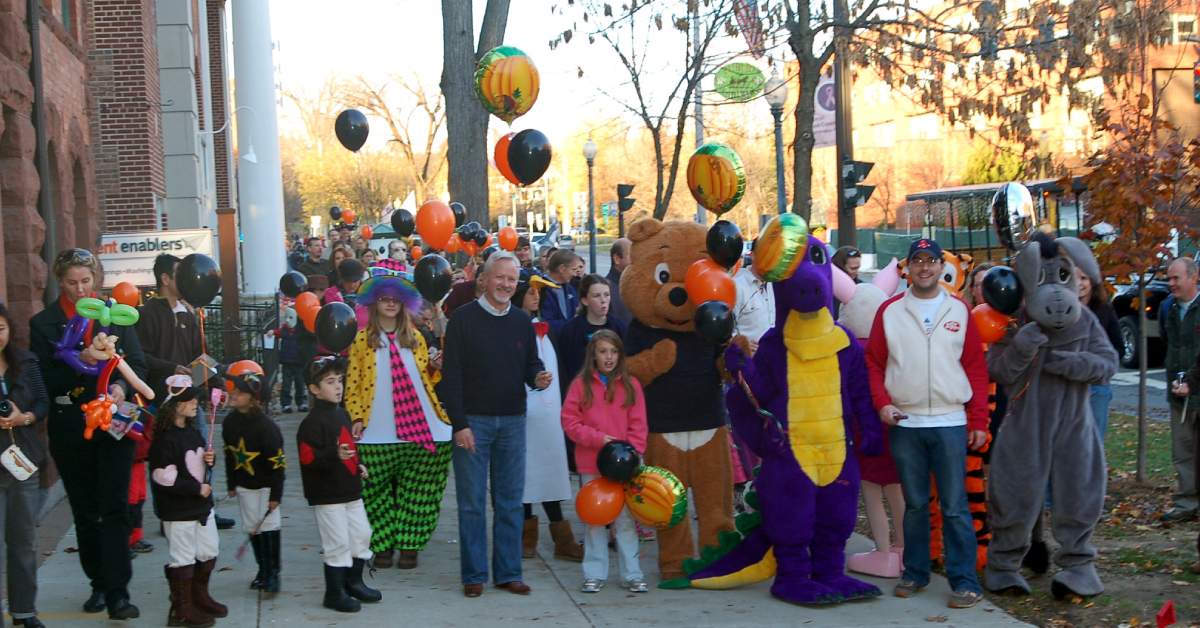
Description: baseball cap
907,238,944,262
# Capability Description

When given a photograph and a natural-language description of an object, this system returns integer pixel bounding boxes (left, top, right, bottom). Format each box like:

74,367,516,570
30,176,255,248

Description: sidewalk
34,412,1029,627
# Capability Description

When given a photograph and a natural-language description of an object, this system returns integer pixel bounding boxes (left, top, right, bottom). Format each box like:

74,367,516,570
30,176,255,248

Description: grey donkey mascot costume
985,232,1118,599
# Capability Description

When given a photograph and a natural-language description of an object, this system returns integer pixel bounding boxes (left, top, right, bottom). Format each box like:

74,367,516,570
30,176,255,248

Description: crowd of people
0,221,1198,625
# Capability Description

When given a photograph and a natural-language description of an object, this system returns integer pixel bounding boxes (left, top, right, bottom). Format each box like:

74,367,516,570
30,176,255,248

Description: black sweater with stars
222,408,286,503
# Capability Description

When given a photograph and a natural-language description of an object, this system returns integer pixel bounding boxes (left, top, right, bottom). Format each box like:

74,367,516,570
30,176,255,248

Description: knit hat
356,259,422,311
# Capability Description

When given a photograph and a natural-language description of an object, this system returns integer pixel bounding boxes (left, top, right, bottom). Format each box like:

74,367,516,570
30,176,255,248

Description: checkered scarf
385,331,434,452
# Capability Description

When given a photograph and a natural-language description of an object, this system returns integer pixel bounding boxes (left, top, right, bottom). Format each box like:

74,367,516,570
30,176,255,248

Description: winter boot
322,565,361,613
262,530,282,593
249,534,267,589
166,565,214,627
345,558,383,602
522,517,539,558
549,520,584,562
192,559,228,618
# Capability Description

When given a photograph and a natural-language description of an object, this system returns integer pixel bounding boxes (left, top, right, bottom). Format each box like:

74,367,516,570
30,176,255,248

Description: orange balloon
972,303,1011,345
360,225,373,240
464,241,479,258
494,133,519,186
482,234,493,250
497,226,519,251
684,259,733,307
112,282,140,307
416,200,455,250
445,233,462,254
576,478,625,526
341,208,357,224
411,246,423,260
295,292,320,332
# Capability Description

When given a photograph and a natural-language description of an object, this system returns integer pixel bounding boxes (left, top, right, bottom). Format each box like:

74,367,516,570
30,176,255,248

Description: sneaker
947,589,983,609
281,404,294,413
893,579,925,598
622,579,648,593
298,403,310,413
130,540,154,553
1161,507,1197,523
581,579,604,593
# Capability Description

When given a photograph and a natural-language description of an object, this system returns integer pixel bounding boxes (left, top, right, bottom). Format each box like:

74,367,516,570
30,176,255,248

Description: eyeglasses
377,296,402,305
909,257,943,268
845,248,861,258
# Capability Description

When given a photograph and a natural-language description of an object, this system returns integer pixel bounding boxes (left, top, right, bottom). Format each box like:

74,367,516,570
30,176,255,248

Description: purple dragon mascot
668,213,884,606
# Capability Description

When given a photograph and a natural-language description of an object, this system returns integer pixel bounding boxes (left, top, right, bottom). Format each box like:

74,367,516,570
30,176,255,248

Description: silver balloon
991,182,1034,250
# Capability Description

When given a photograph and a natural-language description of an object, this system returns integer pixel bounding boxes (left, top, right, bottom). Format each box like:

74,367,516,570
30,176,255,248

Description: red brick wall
89,0,164,233
206,0,229,210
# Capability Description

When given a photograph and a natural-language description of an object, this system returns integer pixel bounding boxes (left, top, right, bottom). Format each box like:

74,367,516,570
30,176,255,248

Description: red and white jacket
865,289,990,432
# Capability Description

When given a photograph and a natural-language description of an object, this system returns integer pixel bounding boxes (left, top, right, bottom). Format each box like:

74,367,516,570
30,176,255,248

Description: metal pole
772,105,787,214
833,0,856,247
587,158,597,272
692,2,705,225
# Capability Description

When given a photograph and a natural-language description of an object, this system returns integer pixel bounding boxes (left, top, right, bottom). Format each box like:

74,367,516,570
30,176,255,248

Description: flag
1157,600,1176,628
733,0,765,59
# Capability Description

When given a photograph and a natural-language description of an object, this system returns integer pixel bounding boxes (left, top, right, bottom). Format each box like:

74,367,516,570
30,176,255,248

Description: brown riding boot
192,559,228,618
166,565,214,627
549,520,584,562
522,517,539,559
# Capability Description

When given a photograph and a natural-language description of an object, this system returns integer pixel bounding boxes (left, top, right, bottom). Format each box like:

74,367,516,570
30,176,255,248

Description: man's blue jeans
890,425,982,594
453,415,526,586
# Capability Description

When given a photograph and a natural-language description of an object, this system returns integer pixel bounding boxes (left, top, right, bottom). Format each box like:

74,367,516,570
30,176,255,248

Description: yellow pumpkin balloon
624,465,688,529
687,142,746,216
474,46,540,124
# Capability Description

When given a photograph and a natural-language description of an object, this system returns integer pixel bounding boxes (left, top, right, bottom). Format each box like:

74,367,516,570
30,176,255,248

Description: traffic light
1194,61,1200,104
841,160,875,207
617,184,635,212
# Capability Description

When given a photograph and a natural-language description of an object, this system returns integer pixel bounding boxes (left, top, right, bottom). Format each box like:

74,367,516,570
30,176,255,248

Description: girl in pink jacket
561,329,649,594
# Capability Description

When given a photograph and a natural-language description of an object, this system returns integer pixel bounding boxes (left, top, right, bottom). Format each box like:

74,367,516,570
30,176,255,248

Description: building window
60,0,71,32
1176,18,1195,43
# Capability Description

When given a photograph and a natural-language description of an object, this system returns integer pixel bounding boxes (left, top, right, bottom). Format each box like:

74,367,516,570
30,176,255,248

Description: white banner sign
97,229,215,288
814,73,836,149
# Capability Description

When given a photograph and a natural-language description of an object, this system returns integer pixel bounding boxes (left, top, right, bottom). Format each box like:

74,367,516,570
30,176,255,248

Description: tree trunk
789,69,820,222
440,0,509,228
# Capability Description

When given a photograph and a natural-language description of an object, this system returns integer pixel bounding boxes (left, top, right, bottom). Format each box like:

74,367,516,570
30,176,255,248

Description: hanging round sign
714,62,766,102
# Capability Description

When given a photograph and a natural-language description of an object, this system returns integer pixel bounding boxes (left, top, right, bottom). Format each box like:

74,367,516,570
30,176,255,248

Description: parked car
1110,276,1170,368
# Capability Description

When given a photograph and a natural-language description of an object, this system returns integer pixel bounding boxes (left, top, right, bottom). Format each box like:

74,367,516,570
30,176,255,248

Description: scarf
385,331,434,453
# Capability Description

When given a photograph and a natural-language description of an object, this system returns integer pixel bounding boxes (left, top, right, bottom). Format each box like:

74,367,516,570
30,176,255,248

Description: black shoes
13,616,46,627
322,565,361,613
106,598,140,620
346,558,382,603
83,590,106,613
262,530,282,593
1161,507,1197,523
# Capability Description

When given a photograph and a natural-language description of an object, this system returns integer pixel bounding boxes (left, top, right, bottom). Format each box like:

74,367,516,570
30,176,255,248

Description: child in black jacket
149,375,227,626
297,356,381,613
222,361,285,593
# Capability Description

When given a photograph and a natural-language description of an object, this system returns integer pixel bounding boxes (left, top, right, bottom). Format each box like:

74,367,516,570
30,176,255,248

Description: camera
0,400,12,418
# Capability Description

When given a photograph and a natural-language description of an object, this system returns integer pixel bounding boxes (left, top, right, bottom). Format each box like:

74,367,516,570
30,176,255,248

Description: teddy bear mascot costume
621,217,735,582
985,232,1118,599
666,214,884,605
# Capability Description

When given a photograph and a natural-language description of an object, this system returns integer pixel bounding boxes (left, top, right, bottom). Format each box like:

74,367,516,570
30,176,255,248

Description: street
1110,367,1171,420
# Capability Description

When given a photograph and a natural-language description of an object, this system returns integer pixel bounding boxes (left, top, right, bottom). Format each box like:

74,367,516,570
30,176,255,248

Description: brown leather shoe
496,581,532,595
463,583,483,598
396,550,418,569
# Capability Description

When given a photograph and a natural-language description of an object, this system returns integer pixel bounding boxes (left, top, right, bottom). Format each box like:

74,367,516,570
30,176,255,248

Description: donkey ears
1014,240,1042,289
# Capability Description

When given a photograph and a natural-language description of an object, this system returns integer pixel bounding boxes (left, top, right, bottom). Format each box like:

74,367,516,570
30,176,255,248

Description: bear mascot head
620,217,709,333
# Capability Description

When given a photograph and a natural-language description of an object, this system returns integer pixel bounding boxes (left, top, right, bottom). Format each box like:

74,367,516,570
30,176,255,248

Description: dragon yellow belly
783,309,850,487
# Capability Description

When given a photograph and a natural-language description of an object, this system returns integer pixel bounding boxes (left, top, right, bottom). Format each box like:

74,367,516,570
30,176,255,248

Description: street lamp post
764,69,789,214
583,138,598,272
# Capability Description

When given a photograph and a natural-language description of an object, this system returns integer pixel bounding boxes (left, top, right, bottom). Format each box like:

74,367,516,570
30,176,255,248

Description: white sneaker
581,579,604,593
622,578,648,593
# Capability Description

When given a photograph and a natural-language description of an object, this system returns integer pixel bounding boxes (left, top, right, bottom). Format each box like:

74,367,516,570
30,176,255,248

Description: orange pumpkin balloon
416,200,455,250
410,246,423,260
684,259,734,307
576,478,624,526
341,208,357,224
360,225,373,240
445,234,462,254
112,282,141,307
494,133,520,186
972,303,1011,345
498,226,518,251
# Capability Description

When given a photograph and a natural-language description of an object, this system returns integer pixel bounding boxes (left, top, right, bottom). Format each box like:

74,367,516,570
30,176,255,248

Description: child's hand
199,484,212,498
228,490,236,498
351,421,364,439
338,443,355,460
358,464,369,479
203,449,216,466
268,500,280,511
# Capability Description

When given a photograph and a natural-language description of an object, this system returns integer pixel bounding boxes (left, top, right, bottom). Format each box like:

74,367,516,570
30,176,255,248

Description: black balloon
329,206,342,221
315,302,358,353
480,245,500,262
334,109,369,152
694,300,735,344
597,440,641,483
413,254,453,303
507,129,552,186
706,220,744,269
176,253,221,308
278,271,308,298
450,202,468,228
390,209,415,237
982,265,1023,315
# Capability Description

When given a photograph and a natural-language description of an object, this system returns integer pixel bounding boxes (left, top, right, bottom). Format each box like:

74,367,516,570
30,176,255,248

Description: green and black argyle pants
359,441,453,553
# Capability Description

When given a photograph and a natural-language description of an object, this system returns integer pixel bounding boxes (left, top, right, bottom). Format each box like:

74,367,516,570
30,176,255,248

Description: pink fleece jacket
561,373,648,474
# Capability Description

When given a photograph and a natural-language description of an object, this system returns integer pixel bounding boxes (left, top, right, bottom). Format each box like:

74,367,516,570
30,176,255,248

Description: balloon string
198,309,216,452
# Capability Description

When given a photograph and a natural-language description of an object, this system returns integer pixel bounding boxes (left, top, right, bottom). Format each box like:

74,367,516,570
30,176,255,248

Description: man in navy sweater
441,252,553,598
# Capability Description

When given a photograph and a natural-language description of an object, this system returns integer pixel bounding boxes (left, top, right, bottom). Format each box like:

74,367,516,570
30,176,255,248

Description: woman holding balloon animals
343,265,453,570
561,329,648,593
28,248,148,619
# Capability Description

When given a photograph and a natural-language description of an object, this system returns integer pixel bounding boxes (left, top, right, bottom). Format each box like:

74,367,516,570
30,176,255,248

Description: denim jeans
453,415,526,585
1088,383,1112,443
889,425,981,594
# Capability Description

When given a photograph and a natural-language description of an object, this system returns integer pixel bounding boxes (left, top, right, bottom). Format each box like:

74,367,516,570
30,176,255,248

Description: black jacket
149,423,213,522
297,400,362,506
0,349,49,468
223,408,286,502
606,267,632,327
29,300,148,404
136,297,203,402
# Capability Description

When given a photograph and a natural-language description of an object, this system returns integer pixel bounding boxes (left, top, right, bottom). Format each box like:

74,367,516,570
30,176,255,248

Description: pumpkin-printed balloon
474,46,540,123
687,142,746,215
624,465,688,529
